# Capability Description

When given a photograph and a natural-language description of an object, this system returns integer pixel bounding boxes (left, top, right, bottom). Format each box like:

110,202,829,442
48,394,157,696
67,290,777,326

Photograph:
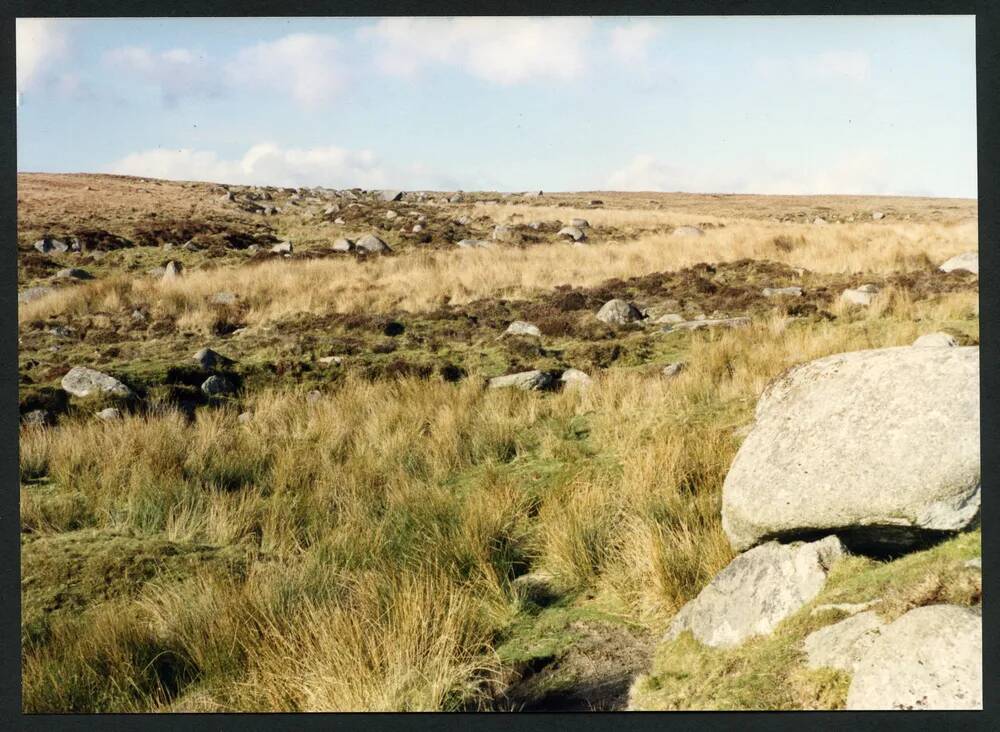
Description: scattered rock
384,210,398,220
872,211,885,221
493,224,518,242
18,286,55,304
665,536,846,648
964,557,981,570
557,226,586,242
654,313,685,325
846,605,981,710
356,233,391,253
672,226,704,238
762,286,802,298
271,241,293,254
504,321,541,338
378,190,403,202
457,238,492,249
317,356,343,366
193,348,232,370
22,409,53,427
163,261,183,279
306,389,322,404
61,366,133,399
596,299,643,325
96,407,122,421
813,217,828,225
662,362,685,379
939,252,978,275
803,611,886,672
840,284,879,306
721,346,980,553
667,317,750,331
411,224,423,233
332,238,354,252
913,332,958,348
237,412,253,424
33,237,69,254
201,375,236,396
333,217,346,225
56,268,93,280
559,368,593,389
488,370,555,391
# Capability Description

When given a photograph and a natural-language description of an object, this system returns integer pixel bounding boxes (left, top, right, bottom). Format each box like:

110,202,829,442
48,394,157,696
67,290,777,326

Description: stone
524,190,543,198
56,268,93,280
18,286,55,304
665,536,846,648
22,409,53,427
193,348,232,370
411,224,423,233
662,362,685,379
559,368,593,389
504,321,541,338
570,218,590,228
385,210,398,220
33,237,69,254
667,317,751,332
323,204,340,215
334,217,346,225
813,217,828,225
762,286,802,298
271,241,293,254
488,370,555,391
378,190,403,202
201,375,236,396
596,299,643,325
356,233,391,253
448,193,464,203
455,216,472,226
163,261,183,279
721,346,980,553
61,366,133,399
493,224,518,242
317,356,343,366
846,605,982,710
96,407,122,421
557,225,586,242
237,412,253,424
913,332,958,348
456,238,492,249
672,226,704,238
939,252,978,275
654,313,685,325
332,238,354,252
306,390,322,404
840,285,878,306
872,211,885,220
964,557,981,570
803,611,886,672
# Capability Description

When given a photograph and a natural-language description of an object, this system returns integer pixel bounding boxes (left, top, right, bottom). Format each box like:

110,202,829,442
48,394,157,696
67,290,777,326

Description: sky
15,16,978,197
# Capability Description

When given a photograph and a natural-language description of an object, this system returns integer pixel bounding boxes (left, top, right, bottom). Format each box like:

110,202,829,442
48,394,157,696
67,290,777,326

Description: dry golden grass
19,215,976,327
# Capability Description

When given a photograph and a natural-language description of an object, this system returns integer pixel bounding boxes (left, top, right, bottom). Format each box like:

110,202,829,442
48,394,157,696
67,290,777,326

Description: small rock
18,286,55,304
559,368,593,389
872,211,885,221
813,217,828,225
803,611,886,672
96,407,122,421
384,210,398,220
913,332,958,348
456,239,492,249
939,252,978,275
662,362,685,379
672,226,704,238
492,224,518,242
665,536,846,648
655,313,685,324
840,285,879,306
61,366,133,399
488,370,555,391
201,375,236,396
237,412,253,424
56,268,93,280
846,605,981,710
306,390,322,403
762,286,802,298
22,409,53,427
964,557,981,570
356,233,391,253
557,225,586,242
334,217,346,225
33,237,69,254
570,218,589,228
504,321,541,338
193,348,232,369
332,238,354,252
317,356,343,366
163,261,183,279
596,299,643,325
271,241,293,254
411,224,423,233
378,190,403,202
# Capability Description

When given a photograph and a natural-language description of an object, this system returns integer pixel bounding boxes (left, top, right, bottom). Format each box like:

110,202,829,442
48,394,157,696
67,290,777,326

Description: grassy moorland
18,174,979,711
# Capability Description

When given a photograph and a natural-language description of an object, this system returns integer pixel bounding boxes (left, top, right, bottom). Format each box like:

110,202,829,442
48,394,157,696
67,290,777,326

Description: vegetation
18,174,979,711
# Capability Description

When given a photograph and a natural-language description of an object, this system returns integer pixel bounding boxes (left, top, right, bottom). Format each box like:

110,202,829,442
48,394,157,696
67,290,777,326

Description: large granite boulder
61,366,133,399
846,605,981,710
803,611,885,672
722,346,980,553
939,252,978,275
665,536,846,648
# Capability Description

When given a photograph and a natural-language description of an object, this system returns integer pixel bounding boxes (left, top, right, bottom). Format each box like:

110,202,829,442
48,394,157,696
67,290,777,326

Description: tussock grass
20,288,979,711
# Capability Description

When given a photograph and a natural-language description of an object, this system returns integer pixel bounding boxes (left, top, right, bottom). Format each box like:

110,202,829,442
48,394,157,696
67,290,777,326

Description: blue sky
16,16,977,197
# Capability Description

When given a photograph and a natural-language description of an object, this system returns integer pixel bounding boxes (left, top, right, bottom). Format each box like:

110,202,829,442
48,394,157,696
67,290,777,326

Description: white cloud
610,21,659,63
226,33,346,107
607,150,926,196
104,46,221,105
363,17,593,84
16,18,71,97
103,142,462,190
755,50,871,83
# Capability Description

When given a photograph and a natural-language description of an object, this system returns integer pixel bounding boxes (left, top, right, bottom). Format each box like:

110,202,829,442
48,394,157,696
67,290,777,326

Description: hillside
17,173,980,711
